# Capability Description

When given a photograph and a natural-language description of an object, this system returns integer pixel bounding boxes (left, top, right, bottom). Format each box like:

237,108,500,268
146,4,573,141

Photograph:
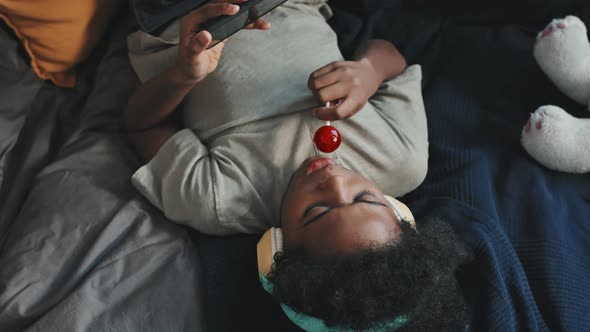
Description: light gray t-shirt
127,1,428,235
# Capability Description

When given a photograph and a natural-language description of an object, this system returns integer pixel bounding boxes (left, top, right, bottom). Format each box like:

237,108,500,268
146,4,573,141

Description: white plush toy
521,15,590,173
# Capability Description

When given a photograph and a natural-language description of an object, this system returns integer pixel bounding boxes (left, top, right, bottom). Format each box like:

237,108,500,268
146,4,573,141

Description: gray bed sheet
0,15,205,332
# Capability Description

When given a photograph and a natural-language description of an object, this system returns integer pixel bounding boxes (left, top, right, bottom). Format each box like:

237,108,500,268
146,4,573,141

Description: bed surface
400,14,590,331
1,2,590,331
0,16,205,332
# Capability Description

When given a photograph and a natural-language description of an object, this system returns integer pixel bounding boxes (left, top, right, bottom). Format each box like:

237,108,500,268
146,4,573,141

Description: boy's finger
334,98,359,119
244,19,271,30
189,30,212,55
313,98,356,121
308,69,340,91
316,83,347,104
311,106,333,121
188,3,240,28
312,106,343,121
210,0,247,4
310,62,339,80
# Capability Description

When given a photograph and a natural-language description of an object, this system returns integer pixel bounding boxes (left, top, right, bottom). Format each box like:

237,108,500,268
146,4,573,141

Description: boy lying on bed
125,0,471,330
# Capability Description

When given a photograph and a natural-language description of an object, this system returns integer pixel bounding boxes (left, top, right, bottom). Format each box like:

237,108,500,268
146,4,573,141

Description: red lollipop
314,121,341,153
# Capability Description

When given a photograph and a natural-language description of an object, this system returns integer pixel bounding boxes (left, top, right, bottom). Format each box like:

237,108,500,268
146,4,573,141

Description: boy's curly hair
267,218,472,331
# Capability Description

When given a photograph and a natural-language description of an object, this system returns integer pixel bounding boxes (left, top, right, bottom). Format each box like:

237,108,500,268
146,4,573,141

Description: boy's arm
128,2,273,236
125,2,247,162
308,39,407,121
354,39,407,84
125,66,200,162
125,66,199,132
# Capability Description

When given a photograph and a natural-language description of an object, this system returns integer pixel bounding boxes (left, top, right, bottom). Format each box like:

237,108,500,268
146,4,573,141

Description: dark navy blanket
395,8,590,332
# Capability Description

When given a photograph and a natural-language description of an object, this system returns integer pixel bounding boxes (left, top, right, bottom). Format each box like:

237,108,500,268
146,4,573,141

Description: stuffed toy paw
521,16,590,173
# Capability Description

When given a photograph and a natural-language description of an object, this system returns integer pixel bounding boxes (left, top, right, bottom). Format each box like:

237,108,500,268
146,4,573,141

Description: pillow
0,0,121,87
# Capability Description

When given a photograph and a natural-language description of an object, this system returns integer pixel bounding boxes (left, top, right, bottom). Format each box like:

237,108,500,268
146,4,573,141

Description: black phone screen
202,0,288,48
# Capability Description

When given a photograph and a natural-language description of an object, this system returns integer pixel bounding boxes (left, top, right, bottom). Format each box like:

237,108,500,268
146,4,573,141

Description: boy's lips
306,157,336,176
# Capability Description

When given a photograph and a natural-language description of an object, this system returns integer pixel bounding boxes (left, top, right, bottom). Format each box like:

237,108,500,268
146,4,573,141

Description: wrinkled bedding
0,16,205,332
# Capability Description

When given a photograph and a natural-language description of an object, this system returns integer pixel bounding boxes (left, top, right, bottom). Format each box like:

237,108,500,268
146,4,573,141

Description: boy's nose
318,175,348,203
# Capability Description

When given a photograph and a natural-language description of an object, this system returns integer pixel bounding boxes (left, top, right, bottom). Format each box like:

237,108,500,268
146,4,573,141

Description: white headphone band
271,227,284,255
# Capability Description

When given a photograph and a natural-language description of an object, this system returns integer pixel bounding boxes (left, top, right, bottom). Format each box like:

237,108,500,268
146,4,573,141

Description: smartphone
202,0,288,48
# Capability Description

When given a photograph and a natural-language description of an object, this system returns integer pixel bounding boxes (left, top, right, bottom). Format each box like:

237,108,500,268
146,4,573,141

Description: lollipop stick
325,101,331,126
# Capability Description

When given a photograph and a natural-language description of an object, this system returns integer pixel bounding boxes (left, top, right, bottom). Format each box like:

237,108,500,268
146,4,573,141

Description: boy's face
281,157,403,257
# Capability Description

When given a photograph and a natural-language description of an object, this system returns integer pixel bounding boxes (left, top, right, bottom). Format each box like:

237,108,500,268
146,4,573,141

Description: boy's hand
176,0,270,84
308,59,382,121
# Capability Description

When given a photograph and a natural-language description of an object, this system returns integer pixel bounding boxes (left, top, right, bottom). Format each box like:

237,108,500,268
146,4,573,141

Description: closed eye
303,190,376,218
303,202,328,218
353,190,377,201
302,190,387,226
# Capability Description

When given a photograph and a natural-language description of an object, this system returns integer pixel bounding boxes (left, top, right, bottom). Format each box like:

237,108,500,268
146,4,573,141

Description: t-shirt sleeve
131,129,262,235
344,64,428,197
370,64,427,153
